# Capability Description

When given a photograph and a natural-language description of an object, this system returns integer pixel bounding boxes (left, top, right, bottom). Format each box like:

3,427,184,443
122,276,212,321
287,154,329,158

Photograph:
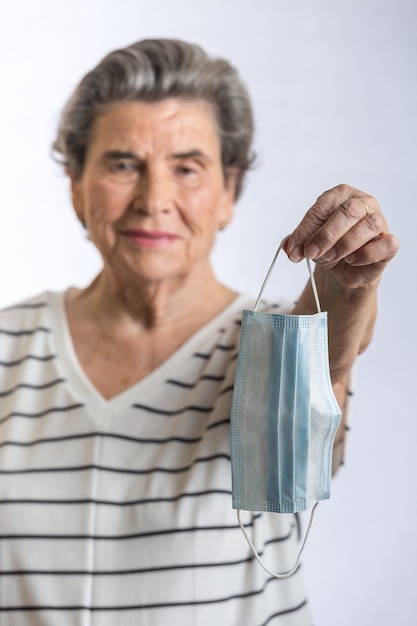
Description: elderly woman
0,39,397,625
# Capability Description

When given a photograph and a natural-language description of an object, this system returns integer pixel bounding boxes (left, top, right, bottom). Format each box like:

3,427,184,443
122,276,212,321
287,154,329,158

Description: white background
1,1,416,624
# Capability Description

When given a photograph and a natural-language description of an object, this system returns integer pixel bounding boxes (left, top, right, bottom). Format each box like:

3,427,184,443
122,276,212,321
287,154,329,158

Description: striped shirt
0,291,312,625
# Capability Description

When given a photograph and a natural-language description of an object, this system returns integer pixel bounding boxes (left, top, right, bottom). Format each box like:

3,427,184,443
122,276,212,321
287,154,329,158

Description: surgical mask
230,241,342,577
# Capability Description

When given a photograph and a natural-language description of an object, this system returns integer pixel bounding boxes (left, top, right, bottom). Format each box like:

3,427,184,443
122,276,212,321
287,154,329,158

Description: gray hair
53,38,255,199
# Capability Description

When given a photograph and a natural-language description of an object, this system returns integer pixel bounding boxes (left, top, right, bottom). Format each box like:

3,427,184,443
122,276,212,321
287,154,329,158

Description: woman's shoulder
0,291,61,329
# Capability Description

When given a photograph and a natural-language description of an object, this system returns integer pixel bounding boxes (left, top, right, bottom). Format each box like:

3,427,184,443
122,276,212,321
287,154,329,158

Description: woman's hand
283,184,399,289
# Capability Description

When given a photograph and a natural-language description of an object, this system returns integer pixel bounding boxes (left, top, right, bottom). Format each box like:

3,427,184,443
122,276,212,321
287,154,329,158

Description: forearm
292,265,379,383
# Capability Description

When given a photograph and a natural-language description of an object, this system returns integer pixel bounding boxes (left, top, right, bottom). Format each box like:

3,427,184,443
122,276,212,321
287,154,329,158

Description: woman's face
70,99,236,287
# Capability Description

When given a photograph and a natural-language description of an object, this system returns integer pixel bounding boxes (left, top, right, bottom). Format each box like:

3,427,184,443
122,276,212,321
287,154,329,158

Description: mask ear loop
254,238,321,313
237,502,319,579
238,237,321,579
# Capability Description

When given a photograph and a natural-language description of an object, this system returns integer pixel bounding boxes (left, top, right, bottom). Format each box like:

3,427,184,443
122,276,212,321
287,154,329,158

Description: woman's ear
224,167,239,201
218,167,239,227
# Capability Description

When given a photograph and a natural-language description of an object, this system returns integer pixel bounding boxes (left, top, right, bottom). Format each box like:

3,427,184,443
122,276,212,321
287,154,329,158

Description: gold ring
360,199,370,216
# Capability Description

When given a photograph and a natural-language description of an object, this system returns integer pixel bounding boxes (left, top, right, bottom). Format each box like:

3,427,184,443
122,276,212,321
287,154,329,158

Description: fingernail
288,245,303,263
304,243,320,259
346,253,357,264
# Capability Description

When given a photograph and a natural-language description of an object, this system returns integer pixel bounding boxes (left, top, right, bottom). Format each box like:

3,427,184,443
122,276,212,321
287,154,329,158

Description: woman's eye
178,164,198,177
110,161,137,173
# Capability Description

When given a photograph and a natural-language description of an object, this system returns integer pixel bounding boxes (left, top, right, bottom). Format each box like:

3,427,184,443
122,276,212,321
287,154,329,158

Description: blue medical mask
230,242,342,577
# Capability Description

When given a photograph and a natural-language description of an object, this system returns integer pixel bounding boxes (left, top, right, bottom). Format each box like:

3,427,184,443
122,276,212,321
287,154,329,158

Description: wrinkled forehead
85,98,222,160
92,97,219,140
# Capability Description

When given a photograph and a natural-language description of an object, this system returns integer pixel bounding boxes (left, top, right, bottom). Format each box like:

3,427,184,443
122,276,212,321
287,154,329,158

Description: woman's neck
64,264,238,399
66,263,238,335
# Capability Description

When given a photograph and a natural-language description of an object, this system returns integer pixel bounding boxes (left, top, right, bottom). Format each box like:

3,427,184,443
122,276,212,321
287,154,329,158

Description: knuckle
386,234,400,256
339,200,363,221
367,211,389,234
367,212,381,228
336,183,351,195
306,205,328,226
319,183,348,199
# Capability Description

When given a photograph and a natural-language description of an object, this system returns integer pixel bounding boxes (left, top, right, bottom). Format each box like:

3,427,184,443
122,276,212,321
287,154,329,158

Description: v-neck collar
46,290,251,418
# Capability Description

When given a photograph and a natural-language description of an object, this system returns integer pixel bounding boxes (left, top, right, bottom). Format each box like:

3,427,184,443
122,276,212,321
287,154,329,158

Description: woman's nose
132,170,173,215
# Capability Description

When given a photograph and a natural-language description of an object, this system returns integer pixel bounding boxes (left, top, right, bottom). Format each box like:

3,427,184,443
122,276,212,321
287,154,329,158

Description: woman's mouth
120,229,181,248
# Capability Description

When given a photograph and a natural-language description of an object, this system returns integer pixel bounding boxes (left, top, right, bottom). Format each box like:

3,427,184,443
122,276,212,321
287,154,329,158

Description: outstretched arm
283,184,399,468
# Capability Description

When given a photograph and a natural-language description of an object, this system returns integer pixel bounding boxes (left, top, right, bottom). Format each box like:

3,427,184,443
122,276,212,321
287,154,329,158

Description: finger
345,232,399,266
305,196,381,261
285,185,377,262
313,211,388,264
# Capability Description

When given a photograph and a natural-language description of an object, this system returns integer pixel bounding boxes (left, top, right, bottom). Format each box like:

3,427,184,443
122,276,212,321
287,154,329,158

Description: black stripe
0,430,202,449
207,418,230,430
165,374,225,388
0,555,253,577
0,578,306,612
0,404,85,426
218,384,234,396
0,534,294,577
255,600,308,626
0,378,65,398
0,354,56,367
0,419,229,447
193,344,236,359
0,513,263,541
0,488,233,507
0,453,231,476
131,403,214,416
0,326,50,336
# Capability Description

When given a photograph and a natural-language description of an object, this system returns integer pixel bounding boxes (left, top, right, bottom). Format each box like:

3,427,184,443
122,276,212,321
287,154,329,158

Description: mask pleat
277,323,295,507
266,319,284,506
293,324,311,506
276,321,311,510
